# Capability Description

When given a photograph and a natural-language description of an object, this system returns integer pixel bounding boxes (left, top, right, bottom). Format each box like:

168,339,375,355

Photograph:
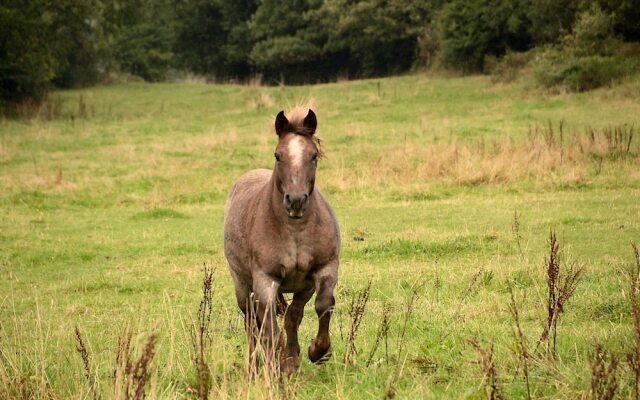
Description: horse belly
280,272,312,292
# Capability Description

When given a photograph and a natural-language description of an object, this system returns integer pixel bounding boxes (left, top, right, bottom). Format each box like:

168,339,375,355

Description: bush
564,56,623,91
485,50,533,82
568,4,615,57
534,48,639,92
532,5,640,92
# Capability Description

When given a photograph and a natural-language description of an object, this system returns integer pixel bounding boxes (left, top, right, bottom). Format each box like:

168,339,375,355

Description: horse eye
274,153,281,162
311,153,318,162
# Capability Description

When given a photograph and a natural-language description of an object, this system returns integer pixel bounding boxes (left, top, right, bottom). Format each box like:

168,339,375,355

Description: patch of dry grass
324,123,638,190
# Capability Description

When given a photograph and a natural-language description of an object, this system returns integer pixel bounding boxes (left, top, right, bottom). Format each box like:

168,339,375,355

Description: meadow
1,73,640,399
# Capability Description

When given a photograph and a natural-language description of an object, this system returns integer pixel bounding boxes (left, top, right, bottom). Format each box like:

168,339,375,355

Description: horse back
224,169,271,220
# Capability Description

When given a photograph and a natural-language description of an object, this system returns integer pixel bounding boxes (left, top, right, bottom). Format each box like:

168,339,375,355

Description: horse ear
303,109,317,135
275,111,289,136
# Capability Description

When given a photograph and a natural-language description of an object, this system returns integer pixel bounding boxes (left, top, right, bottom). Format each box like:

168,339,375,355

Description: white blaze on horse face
287,135,306,169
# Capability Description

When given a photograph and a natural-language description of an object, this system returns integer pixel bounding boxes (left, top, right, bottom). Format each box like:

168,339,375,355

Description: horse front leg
252,272,282,373
281,287,314,374
309,260,338,363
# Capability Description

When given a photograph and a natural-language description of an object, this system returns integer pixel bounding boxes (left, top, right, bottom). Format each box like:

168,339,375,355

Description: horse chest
273,250,312,293
280,242,313,274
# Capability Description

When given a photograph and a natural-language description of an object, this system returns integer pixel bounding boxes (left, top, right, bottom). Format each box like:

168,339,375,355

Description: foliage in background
526,0,581,45
2,0,640,105
108,0,176,82
50,0,104,89
312,0,437,78
174,0,257,80
533,4,640,92
0,0,95,102
247,0,324,81
437,0,532,72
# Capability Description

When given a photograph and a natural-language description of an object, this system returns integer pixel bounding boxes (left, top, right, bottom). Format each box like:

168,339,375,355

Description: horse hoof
280,356,299,375
308,340,331,363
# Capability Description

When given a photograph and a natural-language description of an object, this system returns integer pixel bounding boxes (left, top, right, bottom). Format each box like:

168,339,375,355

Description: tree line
1,0,639,103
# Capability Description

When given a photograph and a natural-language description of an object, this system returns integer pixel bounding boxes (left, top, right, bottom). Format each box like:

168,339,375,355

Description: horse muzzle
284,192,309,219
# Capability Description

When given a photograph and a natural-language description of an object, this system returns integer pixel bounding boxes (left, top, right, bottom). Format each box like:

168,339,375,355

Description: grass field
1,73,640,399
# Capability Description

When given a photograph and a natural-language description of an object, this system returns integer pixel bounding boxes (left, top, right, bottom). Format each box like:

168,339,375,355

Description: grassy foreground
1,73,640,399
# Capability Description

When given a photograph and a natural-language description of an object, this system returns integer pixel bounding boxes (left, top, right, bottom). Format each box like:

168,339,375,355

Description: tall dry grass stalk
512,211,525,260
0,297,54,399
74,326,99,400
3,95,64,120
590,343,619,400
114,327,158,400
383,280,423,398
506,282,531,400
539,231,584,358
247,91,274,110
178,73,208,85
0,335,15,399
434,258,441,303
245,292,280,395
245,75,263,87
629,243,640,399
190,264,214,400
366,304,392,367
382,357,408,400
246,293,260,378
396,285,420,358
437,269,484,344
344,280,372,365
469,340,504,400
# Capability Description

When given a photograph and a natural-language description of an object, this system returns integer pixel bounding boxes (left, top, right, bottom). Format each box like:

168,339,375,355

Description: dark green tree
438,0,532,72
0,0,101,102
526,0,581,44
248,0,324,81
108,0,176,81
52,0,103,88
219,0,258,77
313,0,436,77
175,0,257,79
597,0,640,42
1,0,57,102
175,0,227,77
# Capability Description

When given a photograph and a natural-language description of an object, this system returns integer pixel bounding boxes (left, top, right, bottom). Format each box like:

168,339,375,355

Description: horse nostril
284,193,308,211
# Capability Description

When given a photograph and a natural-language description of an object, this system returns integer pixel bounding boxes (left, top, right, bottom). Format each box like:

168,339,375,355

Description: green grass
1,73,640,398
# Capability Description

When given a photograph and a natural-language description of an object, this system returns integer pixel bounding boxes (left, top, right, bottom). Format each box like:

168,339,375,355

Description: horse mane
285,99,317,136
284,100,325,159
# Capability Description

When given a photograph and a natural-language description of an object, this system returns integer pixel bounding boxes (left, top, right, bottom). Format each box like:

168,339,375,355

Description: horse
223,107,340,374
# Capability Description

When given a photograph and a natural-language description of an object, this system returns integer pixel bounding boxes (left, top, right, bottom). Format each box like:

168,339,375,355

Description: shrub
532,5,640,92
571,5,614,54
534,51,628,92
563,56,625,91
485,50,533,82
